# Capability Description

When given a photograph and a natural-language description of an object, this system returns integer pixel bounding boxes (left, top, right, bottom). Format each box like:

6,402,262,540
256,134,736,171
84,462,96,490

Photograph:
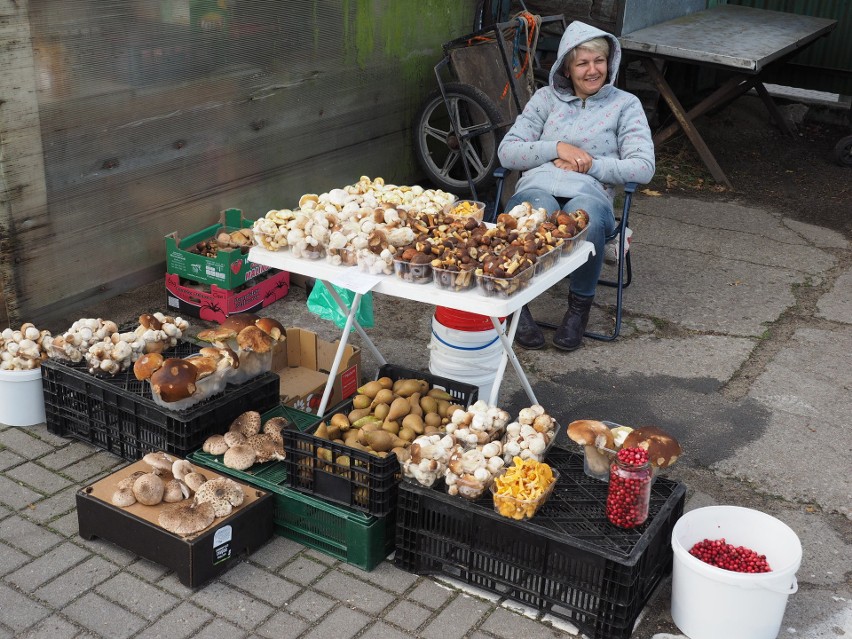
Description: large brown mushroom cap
187,354,218,379
133,353,164,381
254,317,285,341
622,426,682,468
159,499,216,536
150,358,198,403
236,326,274,354
566,420,614,449
221,313,260,333
196,327,237,344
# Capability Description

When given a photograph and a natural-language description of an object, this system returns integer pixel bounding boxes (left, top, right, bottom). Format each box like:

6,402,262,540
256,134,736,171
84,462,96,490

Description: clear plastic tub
491,468,559,520
443,200,486,221
533,245,561,275
326,246,358,266
432,264,477,292
393,258,433,284
560,224,590,256
476,265,535,298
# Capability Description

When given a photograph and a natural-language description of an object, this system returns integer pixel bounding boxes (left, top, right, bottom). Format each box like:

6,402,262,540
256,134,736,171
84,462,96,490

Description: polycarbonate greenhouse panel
0,0,476,324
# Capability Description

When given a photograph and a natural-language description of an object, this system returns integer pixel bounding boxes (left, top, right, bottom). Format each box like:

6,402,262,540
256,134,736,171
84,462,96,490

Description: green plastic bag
306,281,375,331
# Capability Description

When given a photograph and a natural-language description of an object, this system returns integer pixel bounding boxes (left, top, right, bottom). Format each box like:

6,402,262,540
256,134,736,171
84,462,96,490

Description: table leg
489,315,538,406
642,57,733,190
653,74,757,146
315,287,362,417
754,81,796,137
323,281,386,367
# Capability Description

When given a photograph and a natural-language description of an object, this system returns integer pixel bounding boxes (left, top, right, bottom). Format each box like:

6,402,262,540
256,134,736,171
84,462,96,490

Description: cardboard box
272,328,361,414
165,208,271,289
76,458,274,588
165,270,290,323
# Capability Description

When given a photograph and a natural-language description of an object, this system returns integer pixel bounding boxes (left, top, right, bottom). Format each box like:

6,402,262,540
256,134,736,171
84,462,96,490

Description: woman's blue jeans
504,189,614,297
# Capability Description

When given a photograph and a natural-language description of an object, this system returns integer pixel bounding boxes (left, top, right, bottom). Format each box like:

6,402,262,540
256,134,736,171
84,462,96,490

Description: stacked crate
190,366,479,571
42,341,281,461
164,208,289,323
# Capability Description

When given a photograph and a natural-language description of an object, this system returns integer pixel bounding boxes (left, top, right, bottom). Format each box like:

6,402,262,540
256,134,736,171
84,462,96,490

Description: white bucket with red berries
671,505,802,639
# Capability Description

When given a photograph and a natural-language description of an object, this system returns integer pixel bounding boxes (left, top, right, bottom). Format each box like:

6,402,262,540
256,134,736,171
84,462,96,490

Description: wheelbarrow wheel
414,82,504,195
834,134,852,167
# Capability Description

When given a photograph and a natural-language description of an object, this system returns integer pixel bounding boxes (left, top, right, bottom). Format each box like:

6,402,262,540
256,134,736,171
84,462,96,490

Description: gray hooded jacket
497,21,655,205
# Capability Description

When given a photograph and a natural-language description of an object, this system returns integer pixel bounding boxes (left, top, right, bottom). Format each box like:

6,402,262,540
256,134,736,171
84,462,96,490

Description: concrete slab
817,266,852,324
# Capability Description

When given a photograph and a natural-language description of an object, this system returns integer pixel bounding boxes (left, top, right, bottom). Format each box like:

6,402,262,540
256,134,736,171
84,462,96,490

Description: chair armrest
494,166,510,180
624,182,638,194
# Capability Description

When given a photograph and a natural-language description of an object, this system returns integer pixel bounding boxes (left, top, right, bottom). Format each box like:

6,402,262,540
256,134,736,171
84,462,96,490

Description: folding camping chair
491,169,636,341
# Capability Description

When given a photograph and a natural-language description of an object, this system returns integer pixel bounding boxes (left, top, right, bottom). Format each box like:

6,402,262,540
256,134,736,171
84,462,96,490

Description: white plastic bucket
428,316,504,401
0,367,47,426
671,505,802,639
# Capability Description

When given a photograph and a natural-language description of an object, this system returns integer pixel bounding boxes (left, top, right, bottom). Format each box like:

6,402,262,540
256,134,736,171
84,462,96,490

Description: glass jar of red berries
606,447,652,528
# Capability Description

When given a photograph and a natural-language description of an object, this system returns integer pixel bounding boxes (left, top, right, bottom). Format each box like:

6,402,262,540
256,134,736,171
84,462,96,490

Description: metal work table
619,4,837,188
248,242,594,414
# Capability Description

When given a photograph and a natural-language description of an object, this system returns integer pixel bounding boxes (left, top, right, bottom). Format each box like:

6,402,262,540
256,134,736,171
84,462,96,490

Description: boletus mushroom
566,419,615,475
150,358,198,403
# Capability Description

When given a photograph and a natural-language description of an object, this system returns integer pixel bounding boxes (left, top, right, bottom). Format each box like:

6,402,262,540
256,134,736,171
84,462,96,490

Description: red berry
688,539,771,573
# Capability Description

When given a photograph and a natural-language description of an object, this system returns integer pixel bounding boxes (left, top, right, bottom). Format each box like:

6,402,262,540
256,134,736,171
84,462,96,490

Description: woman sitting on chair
497,20,655,351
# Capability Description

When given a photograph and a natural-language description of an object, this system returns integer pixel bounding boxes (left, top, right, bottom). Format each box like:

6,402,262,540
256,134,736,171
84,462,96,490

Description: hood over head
550,21,621,97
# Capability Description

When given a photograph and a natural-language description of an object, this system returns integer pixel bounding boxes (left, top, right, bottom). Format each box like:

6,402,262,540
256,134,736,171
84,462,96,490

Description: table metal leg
323,281,387,367
642,57,733,190
489,314,538,406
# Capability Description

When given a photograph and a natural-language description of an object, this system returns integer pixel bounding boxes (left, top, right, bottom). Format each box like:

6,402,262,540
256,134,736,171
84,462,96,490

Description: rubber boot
514,305,545,350
553,292,594,351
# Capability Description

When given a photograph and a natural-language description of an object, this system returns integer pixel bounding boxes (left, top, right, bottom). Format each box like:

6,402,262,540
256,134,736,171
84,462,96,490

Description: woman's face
566,47,608,100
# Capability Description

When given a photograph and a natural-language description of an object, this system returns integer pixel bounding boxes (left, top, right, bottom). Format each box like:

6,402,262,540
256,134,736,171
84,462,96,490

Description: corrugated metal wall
0,0,476,325
708,0,852,94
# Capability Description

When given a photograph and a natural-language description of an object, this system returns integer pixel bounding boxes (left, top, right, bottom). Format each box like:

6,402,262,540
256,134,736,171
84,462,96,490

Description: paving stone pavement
0,422,601,638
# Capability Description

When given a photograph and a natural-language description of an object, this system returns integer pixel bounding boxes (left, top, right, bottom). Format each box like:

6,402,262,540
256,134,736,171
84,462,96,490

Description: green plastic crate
188,420,394,572
165,208,270,289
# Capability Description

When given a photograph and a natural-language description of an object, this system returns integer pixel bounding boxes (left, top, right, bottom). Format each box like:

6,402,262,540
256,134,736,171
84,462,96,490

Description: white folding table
248,243,594,415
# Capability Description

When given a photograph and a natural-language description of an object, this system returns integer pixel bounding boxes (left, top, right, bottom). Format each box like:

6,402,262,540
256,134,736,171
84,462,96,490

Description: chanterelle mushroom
159,500,216,536
194,478,245,517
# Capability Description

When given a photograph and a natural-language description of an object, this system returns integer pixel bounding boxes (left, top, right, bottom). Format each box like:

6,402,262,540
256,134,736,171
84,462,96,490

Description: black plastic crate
394,448,686,639
282,364,479,517
42,342,280,460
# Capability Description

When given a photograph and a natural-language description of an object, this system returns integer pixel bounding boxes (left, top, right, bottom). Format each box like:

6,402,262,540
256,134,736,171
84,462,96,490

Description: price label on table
329,268,382,294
